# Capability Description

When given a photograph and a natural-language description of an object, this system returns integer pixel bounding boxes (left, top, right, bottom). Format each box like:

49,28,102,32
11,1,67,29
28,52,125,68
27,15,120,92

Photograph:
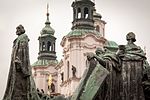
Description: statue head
126,32,136,42
116,45,126,57
95,47,104,56
16,25,25,35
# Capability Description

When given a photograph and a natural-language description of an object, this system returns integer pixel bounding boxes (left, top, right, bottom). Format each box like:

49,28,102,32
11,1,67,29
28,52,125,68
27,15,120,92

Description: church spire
40,3,55,36
144,46,146,55
38,4,57,60
45,3,50,25
93,0,95,3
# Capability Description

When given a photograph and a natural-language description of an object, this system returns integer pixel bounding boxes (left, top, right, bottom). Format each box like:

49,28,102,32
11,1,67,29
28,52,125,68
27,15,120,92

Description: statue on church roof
72,65,76,77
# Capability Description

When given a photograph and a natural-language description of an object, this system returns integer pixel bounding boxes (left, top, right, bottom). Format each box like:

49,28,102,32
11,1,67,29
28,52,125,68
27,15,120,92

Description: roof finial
93,0,95,4
45,3,50,25
144,46,146,55
46,3,49,18
47,3,49,14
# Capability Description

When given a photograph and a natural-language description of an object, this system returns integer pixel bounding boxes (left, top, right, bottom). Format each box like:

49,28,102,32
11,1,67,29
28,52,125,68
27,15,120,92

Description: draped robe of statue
71,50,121,100
119,40,146,100
3,33,40,100
143,61,150,100
94,51,122,100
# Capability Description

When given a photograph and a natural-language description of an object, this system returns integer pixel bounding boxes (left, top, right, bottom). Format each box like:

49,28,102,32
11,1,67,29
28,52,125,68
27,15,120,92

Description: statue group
71,32,150,100
2,25,150,100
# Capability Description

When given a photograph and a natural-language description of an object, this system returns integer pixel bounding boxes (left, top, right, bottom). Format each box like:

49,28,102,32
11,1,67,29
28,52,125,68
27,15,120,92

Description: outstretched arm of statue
87,52,106,67
94,55,106,67
87,52,95,60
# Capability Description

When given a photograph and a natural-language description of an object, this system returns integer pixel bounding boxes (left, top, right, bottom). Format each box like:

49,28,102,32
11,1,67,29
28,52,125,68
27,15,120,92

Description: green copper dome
32,59,58,67
76,0,91,1
104,40,118,52
40,24,55,36
104,40,118,48
67,29,101,37
40,12,55,36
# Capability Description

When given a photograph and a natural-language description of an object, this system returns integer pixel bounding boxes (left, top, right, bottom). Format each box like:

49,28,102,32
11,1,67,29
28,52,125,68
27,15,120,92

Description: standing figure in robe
71,45,122,100
3,25,40,100
93,47,122,100
119,32,147,100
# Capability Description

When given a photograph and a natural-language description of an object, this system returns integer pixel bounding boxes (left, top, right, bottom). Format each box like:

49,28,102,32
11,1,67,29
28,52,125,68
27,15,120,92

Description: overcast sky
0,0,150,98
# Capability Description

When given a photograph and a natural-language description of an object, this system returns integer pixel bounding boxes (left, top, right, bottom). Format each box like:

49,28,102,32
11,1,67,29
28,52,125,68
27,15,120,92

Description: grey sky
0,0,150,98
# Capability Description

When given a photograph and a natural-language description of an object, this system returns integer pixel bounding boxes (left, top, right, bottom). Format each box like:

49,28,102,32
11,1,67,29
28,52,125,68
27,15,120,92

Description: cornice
55,59,63,70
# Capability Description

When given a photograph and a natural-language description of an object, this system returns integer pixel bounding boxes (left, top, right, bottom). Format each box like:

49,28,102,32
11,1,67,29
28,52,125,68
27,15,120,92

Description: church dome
104,40,118,48
76,0,90,1
67,29,100,37
40,7,55,36
40,24,55,36
104,40,118,52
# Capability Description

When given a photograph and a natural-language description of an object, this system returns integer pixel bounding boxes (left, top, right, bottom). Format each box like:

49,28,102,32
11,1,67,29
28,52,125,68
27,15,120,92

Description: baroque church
32,0,118,96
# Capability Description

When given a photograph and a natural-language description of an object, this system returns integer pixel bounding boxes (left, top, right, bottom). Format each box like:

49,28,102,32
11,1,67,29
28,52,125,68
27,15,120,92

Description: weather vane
47,3,49,16
47,4,49,13
93,0,95,3
144,46,146,55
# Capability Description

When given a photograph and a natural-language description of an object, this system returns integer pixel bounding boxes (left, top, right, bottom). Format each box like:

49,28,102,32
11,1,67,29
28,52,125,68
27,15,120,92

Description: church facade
32,0,119,97
56,0,107,96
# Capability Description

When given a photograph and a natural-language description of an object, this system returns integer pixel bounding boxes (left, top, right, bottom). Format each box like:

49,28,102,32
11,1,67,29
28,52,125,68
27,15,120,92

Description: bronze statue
93,47,121,100
71,32,150,100
71,46,121,100
3,25,40,100
119,32,148,100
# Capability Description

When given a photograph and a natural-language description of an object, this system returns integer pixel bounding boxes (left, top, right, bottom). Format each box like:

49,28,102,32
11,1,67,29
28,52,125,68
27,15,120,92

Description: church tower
56,0,106,96
32,4,58,94
38,5,56,60
72,0,95,30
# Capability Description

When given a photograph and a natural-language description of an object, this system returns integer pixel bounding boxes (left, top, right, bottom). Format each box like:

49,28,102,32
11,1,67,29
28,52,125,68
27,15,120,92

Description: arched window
84,7,89,19
51,43,55,51
42,42,45,51
96,25,100,32
77,8,81,19
67,61,70,79
47,41,51,51
61,72,64,82
103,28,105,36
40,43,42,51
73,8,76,19
53,43,55,51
